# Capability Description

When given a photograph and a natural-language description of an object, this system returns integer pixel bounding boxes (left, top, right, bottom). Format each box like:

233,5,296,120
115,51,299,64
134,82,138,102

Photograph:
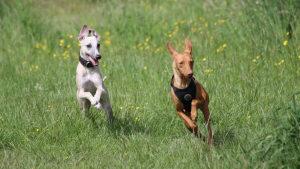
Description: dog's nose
187,71,194,77
96,54,101,60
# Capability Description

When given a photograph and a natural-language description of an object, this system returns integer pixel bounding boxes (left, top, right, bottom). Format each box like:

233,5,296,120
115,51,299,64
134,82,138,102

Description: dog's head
78,25,101,66
167,39,194,79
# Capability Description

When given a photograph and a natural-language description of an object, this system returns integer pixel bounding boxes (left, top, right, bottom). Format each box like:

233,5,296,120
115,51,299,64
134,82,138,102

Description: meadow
0,0,299,168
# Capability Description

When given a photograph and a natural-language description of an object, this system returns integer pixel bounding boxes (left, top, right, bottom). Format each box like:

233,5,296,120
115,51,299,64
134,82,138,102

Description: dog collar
79,52,94,68
170,75,196,112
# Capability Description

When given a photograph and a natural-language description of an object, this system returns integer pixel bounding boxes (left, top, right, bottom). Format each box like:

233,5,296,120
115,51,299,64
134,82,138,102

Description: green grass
0,0,300,168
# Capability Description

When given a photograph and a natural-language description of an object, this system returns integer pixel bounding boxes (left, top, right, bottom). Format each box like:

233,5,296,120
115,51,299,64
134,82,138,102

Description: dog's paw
94,102,103,110
191,116,198,123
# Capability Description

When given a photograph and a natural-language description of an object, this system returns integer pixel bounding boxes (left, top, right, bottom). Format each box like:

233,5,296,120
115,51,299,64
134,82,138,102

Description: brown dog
167,39,213,145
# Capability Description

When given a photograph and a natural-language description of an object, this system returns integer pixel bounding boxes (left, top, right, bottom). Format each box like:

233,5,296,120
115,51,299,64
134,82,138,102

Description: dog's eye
86,44,92,48
179,62,184,65
97,44,100,49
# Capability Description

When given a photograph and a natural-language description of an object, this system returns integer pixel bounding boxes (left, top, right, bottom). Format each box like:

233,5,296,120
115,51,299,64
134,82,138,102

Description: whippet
76,25,113,120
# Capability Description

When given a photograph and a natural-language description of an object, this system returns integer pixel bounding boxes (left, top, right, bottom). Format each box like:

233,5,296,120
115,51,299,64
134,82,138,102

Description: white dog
76,25,113,120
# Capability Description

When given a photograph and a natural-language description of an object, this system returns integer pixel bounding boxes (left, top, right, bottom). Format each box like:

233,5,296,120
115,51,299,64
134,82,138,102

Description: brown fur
167,39,213,146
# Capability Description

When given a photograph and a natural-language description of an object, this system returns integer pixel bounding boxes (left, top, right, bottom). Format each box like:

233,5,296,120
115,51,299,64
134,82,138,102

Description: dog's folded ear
90,30,101,41
184,39,192,54
167,41,178,56
78,25,89,41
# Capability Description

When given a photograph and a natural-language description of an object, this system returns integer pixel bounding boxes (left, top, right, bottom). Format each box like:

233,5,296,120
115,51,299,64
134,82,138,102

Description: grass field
0,0,300,168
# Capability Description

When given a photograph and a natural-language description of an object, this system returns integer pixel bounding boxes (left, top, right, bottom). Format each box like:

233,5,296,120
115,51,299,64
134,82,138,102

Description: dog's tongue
88,56,99,66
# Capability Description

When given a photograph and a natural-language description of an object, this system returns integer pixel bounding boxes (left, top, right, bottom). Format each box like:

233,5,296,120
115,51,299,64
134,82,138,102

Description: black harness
171,75,197,112
79,52,94,68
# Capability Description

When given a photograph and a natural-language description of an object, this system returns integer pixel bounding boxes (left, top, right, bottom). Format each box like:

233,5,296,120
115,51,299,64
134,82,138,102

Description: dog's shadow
212,126,236,147
87,110,149,137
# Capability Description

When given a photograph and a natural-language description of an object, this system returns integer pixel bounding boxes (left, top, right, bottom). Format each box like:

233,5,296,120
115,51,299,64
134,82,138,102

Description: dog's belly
83,81,97,95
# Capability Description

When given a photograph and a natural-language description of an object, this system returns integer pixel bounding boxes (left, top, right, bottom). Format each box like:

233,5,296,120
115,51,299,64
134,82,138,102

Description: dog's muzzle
96,54,102,60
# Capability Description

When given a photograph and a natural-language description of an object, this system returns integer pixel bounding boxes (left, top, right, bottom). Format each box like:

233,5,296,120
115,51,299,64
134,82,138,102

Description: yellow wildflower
36,129,39,132
22,61,27,65
105,31,109,36
286,32,289,35
124,153,128,156
69,35,73,38
36,66,39,69
136,107,140,110
180,20,186,24
205,23,208,27
53,54,57,57
174,22,178,25
120,107,123,110
42,45,47,50
220,19,226,23
214,22,217,26
248,115,251,119
298,55,300,59
36,43,40,48
78,43,81,47
65,156,69,159
48,105,51,108
144,66,147,70
234,27,237,30
168,34,172,38
223,44,227,48
253,59,256,62
283,40,288,46
67,44,71,48
202,58,207,61
102,65,106,68
256,56,260,59
60,39,64,43
105,40,111,45
217,49,220,52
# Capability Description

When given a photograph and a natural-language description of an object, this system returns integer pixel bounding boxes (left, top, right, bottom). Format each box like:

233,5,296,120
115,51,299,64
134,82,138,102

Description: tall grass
0,0,299,168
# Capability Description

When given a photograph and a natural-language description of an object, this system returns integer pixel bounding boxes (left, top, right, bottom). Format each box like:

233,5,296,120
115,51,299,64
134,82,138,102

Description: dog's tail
103,76,107,82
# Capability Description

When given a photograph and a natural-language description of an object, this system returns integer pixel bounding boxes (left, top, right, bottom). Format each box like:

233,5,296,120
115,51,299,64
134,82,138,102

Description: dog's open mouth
87,55,99,66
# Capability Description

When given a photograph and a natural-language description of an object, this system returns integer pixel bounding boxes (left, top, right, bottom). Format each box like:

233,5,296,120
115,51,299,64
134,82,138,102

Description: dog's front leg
78,90,96,104
92,87,106,110
176,110,204,141
191,99,200,123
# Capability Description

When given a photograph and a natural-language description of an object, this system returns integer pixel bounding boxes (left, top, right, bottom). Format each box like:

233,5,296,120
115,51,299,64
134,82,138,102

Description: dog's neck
173,67,191,89
80,50,88,60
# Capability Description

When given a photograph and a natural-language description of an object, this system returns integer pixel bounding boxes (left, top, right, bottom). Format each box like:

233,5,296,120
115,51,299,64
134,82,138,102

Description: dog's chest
81,73,98,91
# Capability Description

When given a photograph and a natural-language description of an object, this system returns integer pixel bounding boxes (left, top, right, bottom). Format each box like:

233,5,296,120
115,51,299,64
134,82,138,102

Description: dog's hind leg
100,93,113,122
77,90,91,115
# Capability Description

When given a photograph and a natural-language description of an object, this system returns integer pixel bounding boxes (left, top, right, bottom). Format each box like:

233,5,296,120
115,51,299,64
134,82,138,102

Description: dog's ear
184,39,192,54
167,41,178,56
78,25,89,41
90,30,101,41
